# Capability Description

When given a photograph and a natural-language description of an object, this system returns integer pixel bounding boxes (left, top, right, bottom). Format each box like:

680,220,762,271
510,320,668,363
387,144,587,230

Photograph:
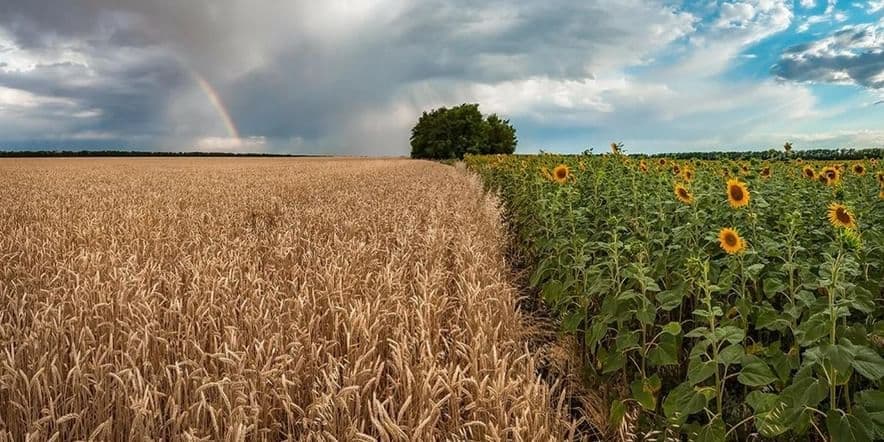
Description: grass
0,158,587,440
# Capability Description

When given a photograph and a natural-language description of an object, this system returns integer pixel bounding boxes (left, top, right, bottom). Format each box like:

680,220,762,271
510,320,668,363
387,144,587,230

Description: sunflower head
796,158,804,164
718,227,746,255
852,163,866,175
658,158,667,166
672,164,681,175
551,164,571,183
827,202,857,230
760,166,771,178
818,174,830,185
639,160,648,172
803,166,816,179
674,183,693,204
726,179,750,208
740,164,749,174
839,228,863,251
876,171,884,186
682,168,694,181
822,166,840,185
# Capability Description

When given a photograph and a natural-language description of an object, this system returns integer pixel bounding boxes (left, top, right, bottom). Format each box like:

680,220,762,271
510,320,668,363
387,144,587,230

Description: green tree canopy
410,103,517,159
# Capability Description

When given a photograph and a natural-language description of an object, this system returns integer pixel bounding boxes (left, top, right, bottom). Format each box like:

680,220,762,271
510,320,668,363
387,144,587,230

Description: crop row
467,152,884,441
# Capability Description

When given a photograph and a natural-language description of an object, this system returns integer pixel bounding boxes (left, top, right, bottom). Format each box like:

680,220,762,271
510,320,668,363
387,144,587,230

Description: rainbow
190,71,241,142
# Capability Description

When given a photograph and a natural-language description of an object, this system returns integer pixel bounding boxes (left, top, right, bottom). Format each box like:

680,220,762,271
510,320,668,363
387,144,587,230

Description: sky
0,0,882,155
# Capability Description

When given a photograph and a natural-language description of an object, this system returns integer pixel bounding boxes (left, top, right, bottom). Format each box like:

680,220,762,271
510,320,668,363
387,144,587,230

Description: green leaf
630,377,657,411
752,375,825,437
692,417,726,442
688,357,717,385
806,344,854,384
827,410,872,442
609,399,627,426
562,310,583,333
636,301,656,325
795,315,828,346
615,330,638,352
745,263,765,278
763,277,787,297
853,405,884,440
714,325,745,345
755,304,790,332
656,288,684,311
843,342,884,381
718,344,745,366
540,280,564,305
765,347,794,383
663,382,707,425
795,290,818,307
600,348,625,374
648,333,680,367
685,326,709,339
745,391,777,412
856,390,884,412
661,321,682,336
738,358,777,386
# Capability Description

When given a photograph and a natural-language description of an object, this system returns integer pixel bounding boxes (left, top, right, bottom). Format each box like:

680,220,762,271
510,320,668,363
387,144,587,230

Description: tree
484,114,518,155
410,103,517,159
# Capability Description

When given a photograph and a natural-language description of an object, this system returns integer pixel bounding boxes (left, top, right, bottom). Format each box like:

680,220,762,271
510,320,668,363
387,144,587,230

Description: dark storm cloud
0,0,694,152
772,23,884,90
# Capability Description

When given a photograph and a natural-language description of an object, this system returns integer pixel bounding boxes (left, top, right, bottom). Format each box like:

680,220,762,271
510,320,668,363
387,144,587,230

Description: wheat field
0,158,587,441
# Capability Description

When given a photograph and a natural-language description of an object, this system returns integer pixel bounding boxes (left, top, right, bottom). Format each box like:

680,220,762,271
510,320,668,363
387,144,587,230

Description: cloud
194,136,267,152
772,23,884,91
0,0,701,153
868,1,884,13
796,0,848,33
0,0,879,153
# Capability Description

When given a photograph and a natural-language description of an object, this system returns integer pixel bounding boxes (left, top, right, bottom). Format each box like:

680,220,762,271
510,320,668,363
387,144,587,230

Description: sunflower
658,158,667,166
639,160,648,172
740,164,749,174
551,164,571,184
674,183,693,204
852,163,866,176
718,227,746,255
672,164,681,175
818,174,830,186
821,166,840,185
540,166,551,180
760,166,771,178
827,202,857,230
726,179,750,208
802,166,816,179
578,160,586,171
796,158,804,164
876,171,884,186
682,167,694,181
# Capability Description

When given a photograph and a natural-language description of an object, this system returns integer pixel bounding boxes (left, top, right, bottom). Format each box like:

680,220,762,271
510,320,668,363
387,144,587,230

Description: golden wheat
0,158,586,441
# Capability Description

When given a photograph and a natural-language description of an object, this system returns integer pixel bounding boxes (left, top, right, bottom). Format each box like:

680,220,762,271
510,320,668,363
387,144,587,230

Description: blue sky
0,1,882,155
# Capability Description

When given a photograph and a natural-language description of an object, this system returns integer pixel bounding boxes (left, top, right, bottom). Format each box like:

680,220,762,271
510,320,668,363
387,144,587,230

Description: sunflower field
466,152,884,441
